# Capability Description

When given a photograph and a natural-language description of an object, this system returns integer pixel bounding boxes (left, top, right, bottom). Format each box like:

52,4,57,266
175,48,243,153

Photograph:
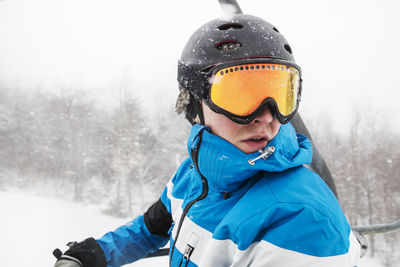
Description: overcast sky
0,0,399,132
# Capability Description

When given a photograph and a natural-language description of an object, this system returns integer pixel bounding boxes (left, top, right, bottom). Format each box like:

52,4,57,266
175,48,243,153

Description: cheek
203,108,242,142
271,120,281,138
211,116,242,140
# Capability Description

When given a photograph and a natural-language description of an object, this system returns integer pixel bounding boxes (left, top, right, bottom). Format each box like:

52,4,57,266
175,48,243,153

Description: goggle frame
203,58,303,124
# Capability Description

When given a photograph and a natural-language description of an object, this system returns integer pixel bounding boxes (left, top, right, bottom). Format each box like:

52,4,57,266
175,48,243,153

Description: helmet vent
216,41,242,52
272,26,280,33
217,23,243,31
284,44,293,54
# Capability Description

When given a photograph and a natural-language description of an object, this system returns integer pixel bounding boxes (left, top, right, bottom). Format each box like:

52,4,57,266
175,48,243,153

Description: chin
239,146,259,154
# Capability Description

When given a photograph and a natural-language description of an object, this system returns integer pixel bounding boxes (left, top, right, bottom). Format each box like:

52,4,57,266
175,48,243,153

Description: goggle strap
177,61,208,99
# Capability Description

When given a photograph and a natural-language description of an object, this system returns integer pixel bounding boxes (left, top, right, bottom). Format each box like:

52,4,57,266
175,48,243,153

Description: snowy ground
0,190,383,267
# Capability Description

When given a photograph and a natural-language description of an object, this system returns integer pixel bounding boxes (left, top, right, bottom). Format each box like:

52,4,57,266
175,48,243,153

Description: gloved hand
53,242,83,267
53,238,107,267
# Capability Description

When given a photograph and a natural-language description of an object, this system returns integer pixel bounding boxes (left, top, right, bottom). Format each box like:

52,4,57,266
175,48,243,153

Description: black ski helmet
177,14,301,124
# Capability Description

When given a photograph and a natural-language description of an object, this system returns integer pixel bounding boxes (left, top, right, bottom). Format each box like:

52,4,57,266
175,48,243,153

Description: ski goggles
205,60,302,124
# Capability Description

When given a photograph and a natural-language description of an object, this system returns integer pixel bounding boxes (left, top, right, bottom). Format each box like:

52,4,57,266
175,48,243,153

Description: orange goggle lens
210,63,300,117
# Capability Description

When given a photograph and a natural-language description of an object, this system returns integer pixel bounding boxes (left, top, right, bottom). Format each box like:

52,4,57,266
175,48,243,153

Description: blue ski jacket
97,123,360,267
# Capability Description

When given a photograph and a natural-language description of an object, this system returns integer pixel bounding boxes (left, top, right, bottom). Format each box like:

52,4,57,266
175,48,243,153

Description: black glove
53,238,107,267
53,249,82,267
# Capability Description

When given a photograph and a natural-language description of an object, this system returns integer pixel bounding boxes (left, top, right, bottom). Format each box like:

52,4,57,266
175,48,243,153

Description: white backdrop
0,0,399,131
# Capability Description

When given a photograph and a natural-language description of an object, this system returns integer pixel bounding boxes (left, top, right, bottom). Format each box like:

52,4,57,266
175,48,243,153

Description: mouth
241,135,269,151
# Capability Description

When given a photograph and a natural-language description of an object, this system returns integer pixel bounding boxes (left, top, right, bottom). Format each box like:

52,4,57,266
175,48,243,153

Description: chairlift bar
218,0,243,15
352,219,400,235
144,219,400,258
146,248,169,258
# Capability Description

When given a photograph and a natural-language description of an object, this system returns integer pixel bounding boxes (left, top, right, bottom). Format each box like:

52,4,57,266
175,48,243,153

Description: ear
194,115,200,124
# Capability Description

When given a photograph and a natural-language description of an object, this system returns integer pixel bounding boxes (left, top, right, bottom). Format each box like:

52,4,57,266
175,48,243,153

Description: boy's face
202,101,281,154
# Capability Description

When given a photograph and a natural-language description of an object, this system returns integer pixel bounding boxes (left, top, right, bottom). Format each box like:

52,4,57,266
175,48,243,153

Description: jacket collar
187,123,313,192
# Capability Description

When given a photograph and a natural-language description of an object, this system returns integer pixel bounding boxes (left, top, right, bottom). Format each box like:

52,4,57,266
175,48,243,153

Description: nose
252,106,274,124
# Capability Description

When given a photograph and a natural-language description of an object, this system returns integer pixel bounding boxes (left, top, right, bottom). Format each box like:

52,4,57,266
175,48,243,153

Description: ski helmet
176,14,302,124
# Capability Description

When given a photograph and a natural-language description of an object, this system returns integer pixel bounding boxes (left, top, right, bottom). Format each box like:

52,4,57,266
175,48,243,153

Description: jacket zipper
178,233,199,267
169,137,209,267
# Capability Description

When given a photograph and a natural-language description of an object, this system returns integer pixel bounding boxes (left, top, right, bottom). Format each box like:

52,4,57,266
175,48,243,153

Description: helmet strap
193,99,205,125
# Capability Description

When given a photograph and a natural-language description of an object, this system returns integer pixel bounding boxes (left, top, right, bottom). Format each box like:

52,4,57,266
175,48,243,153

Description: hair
175,89,202,125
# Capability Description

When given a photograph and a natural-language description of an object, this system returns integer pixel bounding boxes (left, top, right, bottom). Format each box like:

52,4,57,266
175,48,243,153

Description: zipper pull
183,245,194,260
183,233,199,260
248,146,275,165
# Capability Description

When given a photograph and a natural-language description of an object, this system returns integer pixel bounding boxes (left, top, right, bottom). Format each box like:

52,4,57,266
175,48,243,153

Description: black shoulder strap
291,113,338,198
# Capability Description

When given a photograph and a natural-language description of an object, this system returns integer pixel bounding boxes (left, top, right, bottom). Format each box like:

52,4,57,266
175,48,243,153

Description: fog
1,0,400,132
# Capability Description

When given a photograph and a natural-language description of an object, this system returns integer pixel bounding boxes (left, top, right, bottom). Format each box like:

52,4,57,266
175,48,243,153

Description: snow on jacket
97,123,361,267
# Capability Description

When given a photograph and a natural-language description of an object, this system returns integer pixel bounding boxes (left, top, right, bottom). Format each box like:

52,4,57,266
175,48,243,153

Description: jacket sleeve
96,188,172,267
